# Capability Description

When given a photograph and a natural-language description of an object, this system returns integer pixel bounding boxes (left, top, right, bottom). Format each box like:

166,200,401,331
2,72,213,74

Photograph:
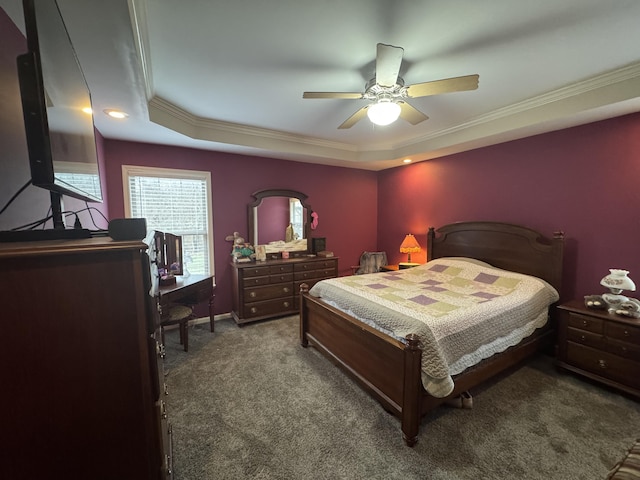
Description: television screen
17,0,102,203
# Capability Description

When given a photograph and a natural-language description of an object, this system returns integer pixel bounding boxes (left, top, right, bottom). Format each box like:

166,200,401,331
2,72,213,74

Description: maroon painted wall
257,196,289,244
103,140,379,315
378,112,640,301
0,7,109,232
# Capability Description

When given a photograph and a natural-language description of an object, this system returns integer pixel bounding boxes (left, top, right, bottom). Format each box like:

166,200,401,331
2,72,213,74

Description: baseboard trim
191,313,232,325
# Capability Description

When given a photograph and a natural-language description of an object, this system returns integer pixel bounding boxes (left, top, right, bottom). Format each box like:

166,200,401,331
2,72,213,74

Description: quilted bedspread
309,258,559,397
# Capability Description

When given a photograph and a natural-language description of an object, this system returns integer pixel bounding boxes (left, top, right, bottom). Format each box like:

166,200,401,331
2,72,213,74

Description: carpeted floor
163,316,640,480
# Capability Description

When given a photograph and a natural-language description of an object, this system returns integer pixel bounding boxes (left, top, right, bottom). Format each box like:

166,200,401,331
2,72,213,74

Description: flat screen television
5,0,103,240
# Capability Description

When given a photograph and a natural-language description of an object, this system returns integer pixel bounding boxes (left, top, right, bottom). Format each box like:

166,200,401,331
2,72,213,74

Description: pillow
438,257,494,268
606,440,640,479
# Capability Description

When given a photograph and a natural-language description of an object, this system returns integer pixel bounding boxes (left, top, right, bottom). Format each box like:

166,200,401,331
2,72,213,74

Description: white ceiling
4,0,640,171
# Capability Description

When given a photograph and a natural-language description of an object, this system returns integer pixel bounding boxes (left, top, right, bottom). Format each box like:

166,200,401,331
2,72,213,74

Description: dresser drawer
566,342,640,390
607,339,640,361
566,327,604,350
294,268,337,281
294,259,337,272
244,283,294,302
242,275,270,287
242,265,271,278
269,273,293,284
243,297,295,318
567,312,604,334
606,322,640,343
295,277,328,293
313,259,338,269
269,264,294,274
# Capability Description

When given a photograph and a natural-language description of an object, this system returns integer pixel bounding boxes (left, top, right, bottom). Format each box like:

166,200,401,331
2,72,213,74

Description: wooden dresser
231,256,338,325
556,299,640,399
1,238,172,480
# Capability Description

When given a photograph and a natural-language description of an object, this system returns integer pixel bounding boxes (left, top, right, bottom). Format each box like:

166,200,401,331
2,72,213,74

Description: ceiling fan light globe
367,101,401,126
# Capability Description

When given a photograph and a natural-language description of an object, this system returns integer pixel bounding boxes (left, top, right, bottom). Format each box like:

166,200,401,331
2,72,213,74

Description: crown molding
128,0,154,100
147,62,640,165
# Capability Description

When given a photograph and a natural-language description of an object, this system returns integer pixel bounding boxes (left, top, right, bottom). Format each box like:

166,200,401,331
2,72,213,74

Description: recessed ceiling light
403,158,412,164
103,109,128,119
82,107,93,114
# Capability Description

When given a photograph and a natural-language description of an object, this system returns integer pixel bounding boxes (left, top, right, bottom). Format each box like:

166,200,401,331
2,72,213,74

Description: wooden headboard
427,221,564,296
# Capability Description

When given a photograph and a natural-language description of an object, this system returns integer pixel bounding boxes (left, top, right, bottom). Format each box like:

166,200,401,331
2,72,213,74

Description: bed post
402,333,422,447
299,283,309,347
550,231,565,298
427,227,435,261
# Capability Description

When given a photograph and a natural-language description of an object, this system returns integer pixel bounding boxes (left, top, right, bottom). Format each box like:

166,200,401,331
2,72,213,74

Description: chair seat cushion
167,305,194,321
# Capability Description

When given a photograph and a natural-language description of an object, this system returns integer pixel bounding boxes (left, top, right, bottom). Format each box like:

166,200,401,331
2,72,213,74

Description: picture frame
255,244,267,261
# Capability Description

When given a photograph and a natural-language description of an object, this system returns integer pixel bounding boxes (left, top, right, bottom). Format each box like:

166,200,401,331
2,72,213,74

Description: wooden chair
350,251,388,275
160,304,196,352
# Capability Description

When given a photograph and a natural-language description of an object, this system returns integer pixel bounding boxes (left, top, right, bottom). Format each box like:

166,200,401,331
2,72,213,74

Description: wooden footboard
300,283,555,446
299,284,423,446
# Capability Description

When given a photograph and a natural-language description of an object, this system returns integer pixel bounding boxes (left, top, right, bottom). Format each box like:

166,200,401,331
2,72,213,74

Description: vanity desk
231,256,338,325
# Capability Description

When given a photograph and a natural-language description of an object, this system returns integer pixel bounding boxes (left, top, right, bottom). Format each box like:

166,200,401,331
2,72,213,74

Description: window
289,198,304,239
122,165,214,276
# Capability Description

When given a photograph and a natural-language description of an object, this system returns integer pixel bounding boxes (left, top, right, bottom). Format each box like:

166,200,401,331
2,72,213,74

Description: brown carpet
163,315,640,480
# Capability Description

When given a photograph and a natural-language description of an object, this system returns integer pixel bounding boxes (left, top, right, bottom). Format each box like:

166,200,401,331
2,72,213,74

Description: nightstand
556,299,640,399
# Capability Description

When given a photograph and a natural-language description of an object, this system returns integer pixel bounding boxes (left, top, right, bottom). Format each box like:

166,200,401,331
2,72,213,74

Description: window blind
128,175,210,275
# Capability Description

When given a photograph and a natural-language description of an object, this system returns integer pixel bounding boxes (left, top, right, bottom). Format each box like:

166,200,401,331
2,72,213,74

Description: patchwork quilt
309,257,559,397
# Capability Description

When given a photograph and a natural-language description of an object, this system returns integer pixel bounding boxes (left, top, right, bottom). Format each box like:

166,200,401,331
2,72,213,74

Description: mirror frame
248,189,312,257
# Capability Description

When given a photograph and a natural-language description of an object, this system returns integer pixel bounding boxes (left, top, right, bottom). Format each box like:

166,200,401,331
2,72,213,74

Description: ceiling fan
303,43,479,129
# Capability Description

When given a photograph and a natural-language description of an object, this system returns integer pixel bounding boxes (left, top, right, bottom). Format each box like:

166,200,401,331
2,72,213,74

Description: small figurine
584,294,607,310
615,298,640,319
226,231,255,260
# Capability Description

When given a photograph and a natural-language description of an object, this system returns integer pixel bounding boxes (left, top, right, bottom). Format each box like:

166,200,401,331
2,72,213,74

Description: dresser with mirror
231,189,337,325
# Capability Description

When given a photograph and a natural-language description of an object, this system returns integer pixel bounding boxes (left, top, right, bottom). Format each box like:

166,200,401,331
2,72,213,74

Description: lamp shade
601,269,636,292
367,100,401,126
400,234,421,253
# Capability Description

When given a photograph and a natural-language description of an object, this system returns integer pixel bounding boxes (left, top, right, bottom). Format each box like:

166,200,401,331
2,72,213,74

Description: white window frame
122,165,215,276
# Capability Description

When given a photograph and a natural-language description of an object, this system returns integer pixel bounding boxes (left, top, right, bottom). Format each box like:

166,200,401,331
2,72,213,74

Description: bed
299,221,564,446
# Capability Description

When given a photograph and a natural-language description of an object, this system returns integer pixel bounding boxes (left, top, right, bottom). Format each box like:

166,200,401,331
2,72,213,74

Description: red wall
103,140,378,314
378,112,640,301
257,196,289,244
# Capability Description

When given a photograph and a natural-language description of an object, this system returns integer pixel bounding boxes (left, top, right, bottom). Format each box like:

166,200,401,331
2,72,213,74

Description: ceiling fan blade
338,105,370,129
375,43,404,87
398,101,428,125
303,92,364,99
406,74,479,98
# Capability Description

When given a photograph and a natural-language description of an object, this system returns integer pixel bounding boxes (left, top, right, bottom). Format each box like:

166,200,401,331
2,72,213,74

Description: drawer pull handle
165,455,172,476
624,330,630,337
582,320,588,327
250,307,257,313
161,401,168,419
598,359,607,369
250,292,257,298
580,335,586,342
164,384,169,396
283,287,290,293
283,302,290,308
